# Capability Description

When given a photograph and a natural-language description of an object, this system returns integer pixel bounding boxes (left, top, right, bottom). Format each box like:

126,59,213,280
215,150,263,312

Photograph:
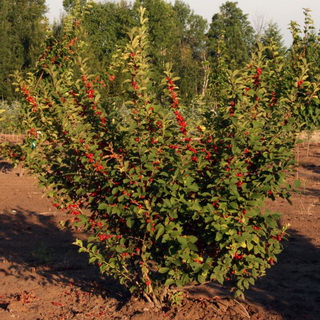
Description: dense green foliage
1,0,319,311
82,1,137,70
0,0,47,100
3,2,318,308
66,0,207,102
134,0,208,101
1,0,319,122
288,9,320,130
207,1,255,70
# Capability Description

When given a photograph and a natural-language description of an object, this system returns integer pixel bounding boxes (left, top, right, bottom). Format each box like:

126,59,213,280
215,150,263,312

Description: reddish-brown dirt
0,141,319,320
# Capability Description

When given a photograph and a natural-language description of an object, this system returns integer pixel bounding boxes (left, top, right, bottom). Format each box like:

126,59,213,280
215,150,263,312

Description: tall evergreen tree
207,1,255,69
260,21,286,59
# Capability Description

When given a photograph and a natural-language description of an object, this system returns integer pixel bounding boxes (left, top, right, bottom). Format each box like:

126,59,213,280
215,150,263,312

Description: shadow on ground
0,160,13,173
247,229,320,320
0,209,129,303
185,229,320,320
0,143,319,319
1,209,320,319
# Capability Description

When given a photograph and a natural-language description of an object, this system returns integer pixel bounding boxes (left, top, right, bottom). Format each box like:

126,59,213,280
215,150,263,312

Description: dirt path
0,142,319,320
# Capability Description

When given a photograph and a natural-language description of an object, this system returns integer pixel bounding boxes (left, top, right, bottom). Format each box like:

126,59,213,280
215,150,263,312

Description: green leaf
164,278,175,286
197,274,206,283
229,202,238,209
112,187,118,195
155,225,165,240
177,236,188,246
294,179,301,188
215,232,223,241
187,242,198,251
126,218,134,228
158,267,169,274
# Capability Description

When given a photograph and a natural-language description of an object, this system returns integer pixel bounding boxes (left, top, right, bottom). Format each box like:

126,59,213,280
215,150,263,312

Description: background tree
61,0,208,102
251,13,267,39
0,0,12,99
260,21,286,59
0,0,47,100
133,0,208,101
134,0,181,76
172,0,208,101
83,1,137,70
63,0,87,12
288,9,320,130
207,1,255,70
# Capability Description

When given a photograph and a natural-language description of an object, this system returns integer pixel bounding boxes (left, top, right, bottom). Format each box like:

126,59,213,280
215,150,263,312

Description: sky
45,0,320,46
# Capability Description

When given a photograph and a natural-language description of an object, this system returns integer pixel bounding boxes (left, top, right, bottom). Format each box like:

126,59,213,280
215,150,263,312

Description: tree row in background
0,0,47,101
0,0,319,128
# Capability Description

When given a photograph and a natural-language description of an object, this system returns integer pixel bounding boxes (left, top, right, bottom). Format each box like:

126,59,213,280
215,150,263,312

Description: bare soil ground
0,141,319,320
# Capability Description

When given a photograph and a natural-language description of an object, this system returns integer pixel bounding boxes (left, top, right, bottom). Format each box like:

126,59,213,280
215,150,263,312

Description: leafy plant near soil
0,100,23,133
4,3,319,308
288,8,320,130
